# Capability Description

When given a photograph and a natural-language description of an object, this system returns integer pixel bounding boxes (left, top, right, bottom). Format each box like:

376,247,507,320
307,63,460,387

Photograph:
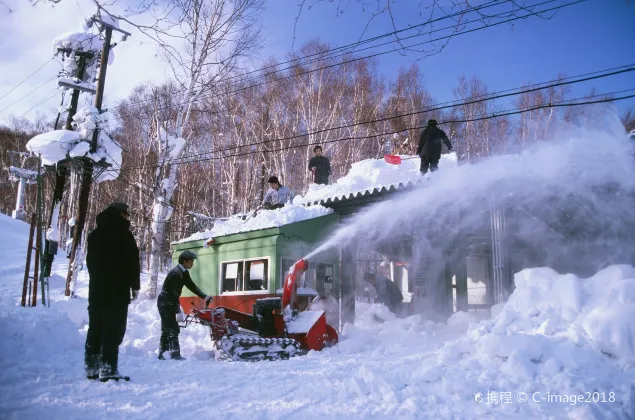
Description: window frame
219,256,271,296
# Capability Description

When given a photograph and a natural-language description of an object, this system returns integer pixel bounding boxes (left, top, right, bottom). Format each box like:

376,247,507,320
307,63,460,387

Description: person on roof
416,119,454,175
85,202,140,381
157,250,212,360
262,176,294,210
308,145,331,185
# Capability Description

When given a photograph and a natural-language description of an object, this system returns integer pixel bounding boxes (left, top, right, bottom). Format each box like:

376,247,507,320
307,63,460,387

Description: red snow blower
184,259,338,361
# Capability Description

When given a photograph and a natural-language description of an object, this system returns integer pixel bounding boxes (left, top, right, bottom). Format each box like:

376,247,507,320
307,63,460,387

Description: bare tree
143,0,265,298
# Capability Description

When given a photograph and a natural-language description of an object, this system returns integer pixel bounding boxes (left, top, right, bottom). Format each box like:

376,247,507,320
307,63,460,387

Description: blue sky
260,0,635,112
0,0,633,123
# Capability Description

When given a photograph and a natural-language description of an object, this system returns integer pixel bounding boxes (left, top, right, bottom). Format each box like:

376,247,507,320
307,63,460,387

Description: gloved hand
131,290,140,301
176,305,185,322
204,295,213,304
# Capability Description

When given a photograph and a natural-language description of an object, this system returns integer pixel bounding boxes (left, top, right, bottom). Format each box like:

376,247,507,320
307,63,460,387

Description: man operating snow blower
157,250,213,360
417,119,454,175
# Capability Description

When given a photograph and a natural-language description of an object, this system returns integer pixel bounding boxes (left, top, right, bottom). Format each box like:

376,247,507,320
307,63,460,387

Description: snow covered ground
1,213,634,419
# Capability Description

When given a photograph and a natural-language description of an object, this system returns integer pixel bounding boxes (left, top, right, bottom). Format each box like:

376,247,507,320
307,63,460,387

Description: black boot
170,351,186,360
85,354,100,380
158,352,166,360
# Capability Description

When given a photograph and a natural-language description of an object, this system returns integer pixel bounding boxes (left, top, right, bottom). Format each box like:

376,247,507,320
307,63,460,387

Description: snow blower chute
184,259,338,361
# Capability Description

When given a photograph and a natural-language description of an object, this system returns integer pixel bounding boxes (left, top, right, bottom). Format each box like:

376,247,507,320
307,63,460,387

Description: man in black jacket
416,119,454,175
85,203,140,381
157,250,212,360
308,145,331,185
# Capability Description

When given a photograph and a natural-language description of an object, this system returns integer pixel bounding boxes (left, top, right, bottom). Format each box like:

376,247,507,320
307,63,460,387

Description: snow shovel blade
383,154,402,165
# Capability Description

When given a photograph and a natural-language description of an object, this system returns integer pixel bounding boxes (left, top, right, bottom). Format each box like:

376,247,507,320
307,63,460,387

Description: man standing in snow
416,119,454,175
262,176,294,210
85,202,140,381
365,270,403,315
157,250,212,360
308,145,331,185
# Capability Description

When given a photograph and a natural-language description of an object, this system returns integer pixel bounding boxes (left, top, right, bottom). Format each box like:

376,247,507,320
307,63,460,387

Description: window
221,258,269,293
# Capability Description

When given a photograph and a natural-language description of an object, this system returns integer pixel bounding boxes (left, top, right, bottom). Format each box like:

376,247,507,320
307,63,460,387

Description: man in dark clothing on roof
416,119,454,175
157,250,212,360
85,202,140,381
308,145,331,185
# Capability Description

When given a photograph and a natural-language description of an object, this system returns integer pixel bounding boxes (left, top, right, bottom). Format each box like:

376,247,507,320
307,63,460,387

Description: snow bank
296,152,457,204
176,204,333,243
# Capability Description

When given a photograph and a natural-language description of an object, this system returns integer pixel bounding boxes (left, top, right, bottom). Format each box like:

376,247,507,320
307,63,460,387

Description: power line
0,75,58,114
0,59,54,102
125,63,634,170
122,89,635,169
114,0,584,115
154,0,525,102
22,86,62,116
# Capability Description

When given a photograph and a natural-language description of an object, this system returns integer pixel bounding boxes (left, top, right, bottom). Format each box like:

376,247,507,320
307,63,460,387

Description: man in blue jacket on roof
262,176,294,210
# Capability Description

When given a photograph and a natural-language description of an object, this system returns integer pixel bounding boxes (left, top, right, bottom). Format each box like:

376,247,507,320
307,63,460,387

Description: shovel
383,154,419,165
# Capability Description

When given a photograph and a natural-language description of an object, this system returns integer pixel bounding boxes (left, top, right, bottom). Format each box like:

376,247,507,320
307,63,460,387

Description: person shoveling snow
417,119,454,175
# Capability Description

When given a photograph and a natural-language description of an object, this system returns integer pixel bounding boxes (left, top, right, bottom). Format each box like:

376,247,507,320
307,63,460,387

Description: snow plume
307,111,635,279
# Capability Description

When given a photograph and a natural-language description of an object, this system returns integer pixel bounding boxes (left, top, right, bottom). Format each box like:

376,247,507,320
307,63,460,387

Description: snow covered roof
295,153,457,206
175,204,333,244
176,153,457,244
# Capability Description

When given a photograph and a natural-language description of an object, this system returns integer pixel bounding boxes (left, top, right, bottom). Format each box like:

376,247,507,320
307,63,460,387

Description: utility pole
65,15,131,296
44,52,94,278
9,166,38,220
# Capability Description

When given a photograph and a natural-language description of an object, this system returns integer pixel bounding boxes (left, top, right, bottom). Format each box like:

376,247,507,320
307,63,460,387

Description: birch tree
145,0,264,298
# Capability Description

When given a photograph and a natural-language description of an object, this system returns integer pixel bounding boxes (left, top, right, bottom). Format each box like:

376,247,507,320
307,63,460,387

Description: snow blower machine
183,259,338,361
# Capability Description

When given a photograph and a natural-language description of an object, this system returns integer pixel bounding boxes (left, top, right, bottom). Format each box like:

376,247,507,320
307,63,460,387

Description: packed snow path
0,214,634,419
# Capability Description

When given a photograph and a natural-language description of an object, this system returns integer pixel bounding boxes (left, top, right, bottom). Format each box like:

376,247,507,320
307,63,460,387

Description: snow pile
297,152,457,204
26,130,81,165
407,266,635,419
177,204,333,243
155,126,186,160
25,108,122,182
52,32,102,54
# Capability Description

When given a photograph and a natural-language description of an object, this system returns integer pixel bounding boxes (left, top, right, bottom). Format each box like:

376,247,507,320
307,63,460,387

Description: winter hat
268,176,280,184
427,119,438,126
178,250,197,264
109,202,130,216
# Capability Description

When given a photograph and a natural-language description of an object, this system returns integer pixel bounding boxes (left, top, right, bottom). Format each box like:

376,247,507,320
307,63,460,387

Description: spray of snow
306,112,635,280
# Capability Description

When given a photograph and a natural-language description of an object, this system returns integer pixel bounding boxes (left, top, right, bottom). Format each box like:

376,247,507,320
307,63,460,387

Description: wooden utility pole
44,52,93,278
65,16,131,296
